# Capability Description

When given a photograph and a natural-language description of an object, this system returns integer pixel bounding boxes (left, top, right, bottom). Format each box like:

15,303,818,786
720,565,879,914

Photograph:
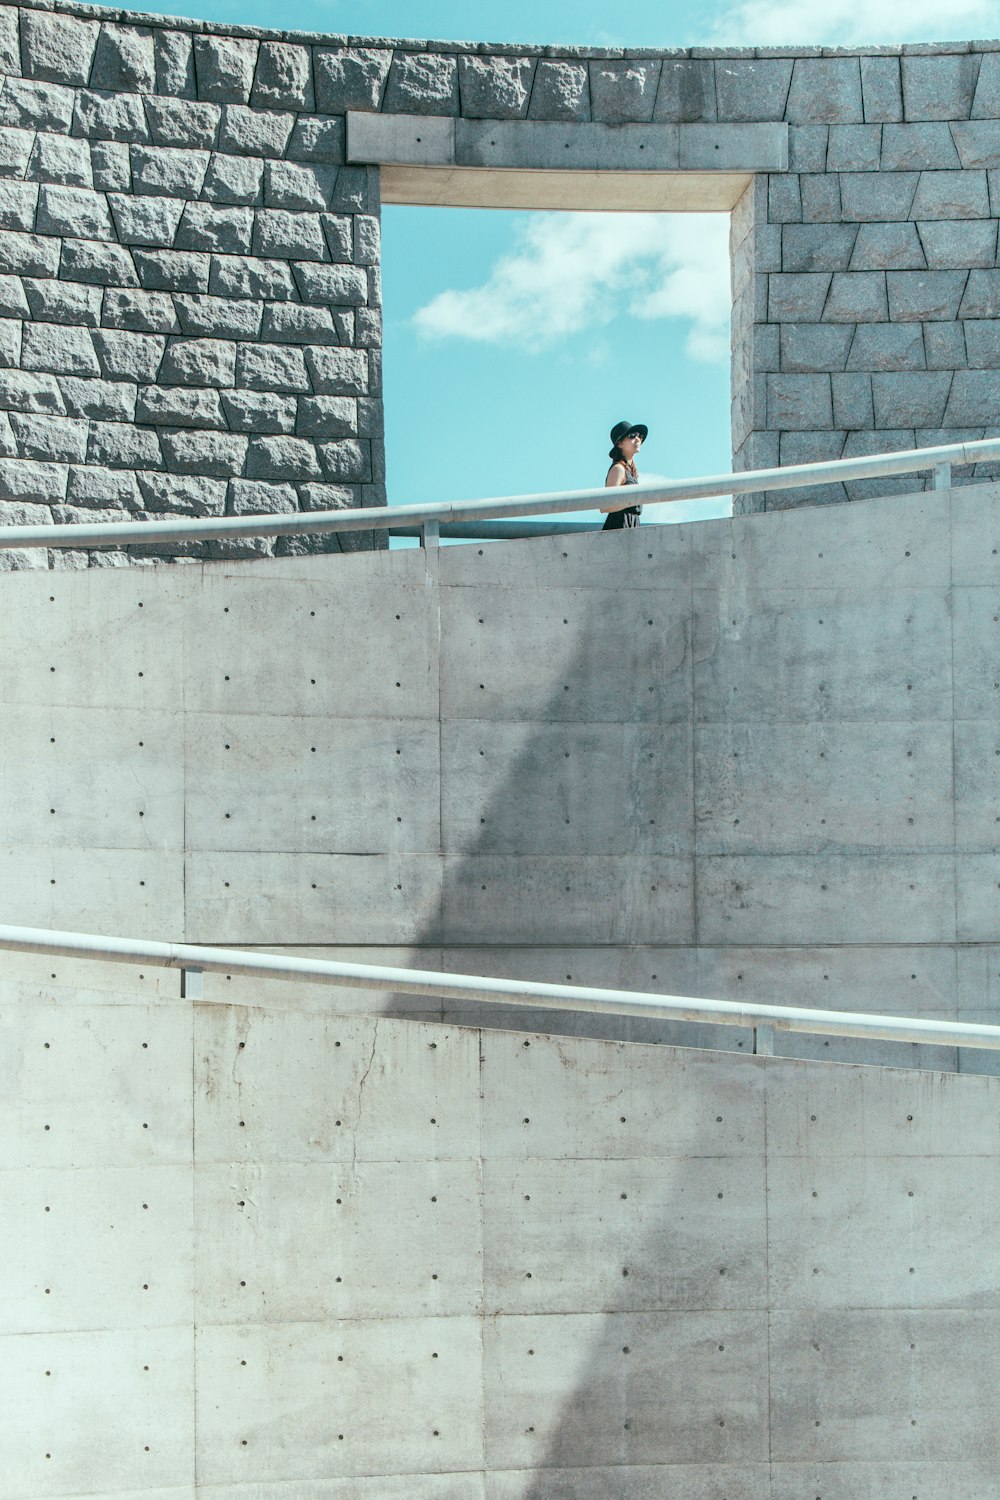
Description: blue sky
133,0,1000,525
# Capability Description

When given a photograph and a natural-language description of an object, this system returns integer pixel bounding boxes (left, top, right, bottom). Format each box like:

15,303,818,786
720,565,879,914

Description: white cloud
709,0,1000,45
412,211,731,364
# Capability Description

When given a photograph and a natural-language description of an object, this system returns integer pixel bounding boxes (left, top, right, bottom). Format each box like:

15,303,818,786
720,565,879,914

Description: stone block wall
0,0,385,566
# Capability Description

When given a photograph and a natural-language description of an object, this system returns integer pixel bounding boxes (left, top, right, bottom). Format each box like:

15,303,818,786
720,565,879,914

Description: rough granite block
355,396,381,436
767,373,833,429
768,272,831,320
130,146,210,199
972,54,1000,118
880,122,961,170
304,346,368,395
716,59,791,121
260,303,337,344
10,412,88,463
958,267,1000,316
0,369,65,413
24,279,102,326
37,186,114,241
135,385,226,428
155,29,195,99
0,182,38,231
952,121,1000,168
295,394,357,437
832,371,874,427
871,371,951,426
384,53,459,116
800,173,841,222
0,459,67,502
209,254,295,300
251,42,314,112
175,202,253,255
0,130,35,180
133,249,209,293
329,167,375,214
220,388,296,433
21,322,99,377
313,48,391,113
26,135,92,188
779,323,853,372
73,90,149,145
911,170,990,219
918,218,998,268
902,54,981,121
887,269,968,320
287,116,345,165
317,439,370,482
291,262,368,305
778,430,847,465
227,477,297,513
245,433,321,480
91,329,166,382
826,124,880,171
944,370,1000,424
173,294,262,340
353,215,379,267
91,24,156,94
787,125,828,172
264,162,336,212
234,343,310,391
0,80,75,133
849,222,926,269
298,480,357,510
108,194,186,248
846,322,926,370
144,98,222,152
20,11,99,86
530,60,590,121
218,106,294,160
459,56,534,119
201,152,264,206
137,471,226,515
90,142,130,193
252,209,327,260
768,175,801,223
53,503,133,527
840,171,918,220
0,276,29,318
160,429,247,475
786,58,863,123
861,55,902,122
159,336,236,388
87,420,163,470
653,59,715,122
823,270,888,321
58,376,136,421
68,464,140,506
103,286,179,331
194,36,259,104
589,60,661,123
964,319,1000,368
323,214,354,262
0,319,20,366
924,321,968,369
0,9,18,75
785,222,857,270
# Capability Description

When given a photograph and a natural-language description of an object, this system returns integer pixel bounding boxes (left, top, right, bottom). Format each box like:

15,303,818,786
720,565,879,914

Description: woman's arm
600,461,629,513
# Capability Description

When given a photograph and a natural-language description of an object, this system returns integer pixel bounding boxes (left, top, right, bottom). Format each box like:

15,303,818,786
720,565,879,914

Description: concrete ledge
378,164,753,210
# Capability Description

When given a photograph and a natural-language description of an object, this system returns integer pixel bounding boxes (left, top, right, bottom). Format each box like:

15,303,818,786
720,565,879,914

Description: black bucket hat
609,419,648,458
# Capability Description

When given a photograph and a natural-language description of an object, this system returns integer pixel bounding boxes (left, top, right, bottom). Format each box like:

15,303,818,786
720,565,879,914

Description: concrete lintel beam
347,111,787,174
378,165,752,211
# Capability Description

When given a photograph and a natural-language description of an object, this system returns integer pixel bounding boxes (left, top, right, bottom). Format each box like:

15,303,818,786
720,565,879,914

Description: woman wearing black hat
601,419,648,530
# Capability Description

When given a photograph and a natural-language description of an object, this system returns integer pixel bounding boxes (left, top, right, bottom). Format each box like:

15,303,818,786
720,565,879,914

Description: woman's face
620,431,643,460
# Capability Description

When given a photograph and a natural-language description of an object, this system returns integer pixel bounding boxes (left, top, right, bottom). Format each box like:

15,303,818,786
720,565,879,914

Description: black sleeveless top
602,464,641,529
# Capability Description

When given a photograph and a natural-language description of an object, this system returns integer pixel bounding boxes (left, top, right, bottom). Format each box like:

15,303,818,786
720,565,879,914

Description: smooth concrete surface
5,979,1000,1498
2,481,1000,1067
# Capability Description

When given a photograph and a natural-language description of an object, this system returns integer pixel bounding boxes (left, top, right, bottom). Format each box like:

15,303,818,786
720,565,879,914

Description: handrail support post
181,967,203,1000
933,461,952,490
420,520,440,549
753,1023,775,1056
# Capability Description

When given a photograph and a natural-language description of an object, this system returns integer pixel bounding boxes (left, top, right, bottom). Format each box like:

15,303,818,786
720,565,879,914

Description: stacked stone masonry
3,3,1000,556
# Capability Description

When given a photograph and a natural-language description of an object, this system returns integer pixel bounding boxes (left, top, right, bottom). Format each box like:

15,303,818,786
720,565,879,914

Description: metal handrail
0,437,993,551
0,923,996,1055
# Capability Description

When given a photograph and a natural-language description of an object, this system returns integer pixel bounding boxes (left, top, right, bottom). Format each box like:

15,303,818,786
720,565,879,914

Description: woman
600,419,648,530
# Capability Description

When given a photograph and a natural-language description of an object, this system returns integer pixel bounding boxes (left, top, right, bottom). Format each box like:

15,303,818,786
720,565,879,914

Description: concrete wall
0,2,999,556
5,974,1000,1498
1,478,999,1070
